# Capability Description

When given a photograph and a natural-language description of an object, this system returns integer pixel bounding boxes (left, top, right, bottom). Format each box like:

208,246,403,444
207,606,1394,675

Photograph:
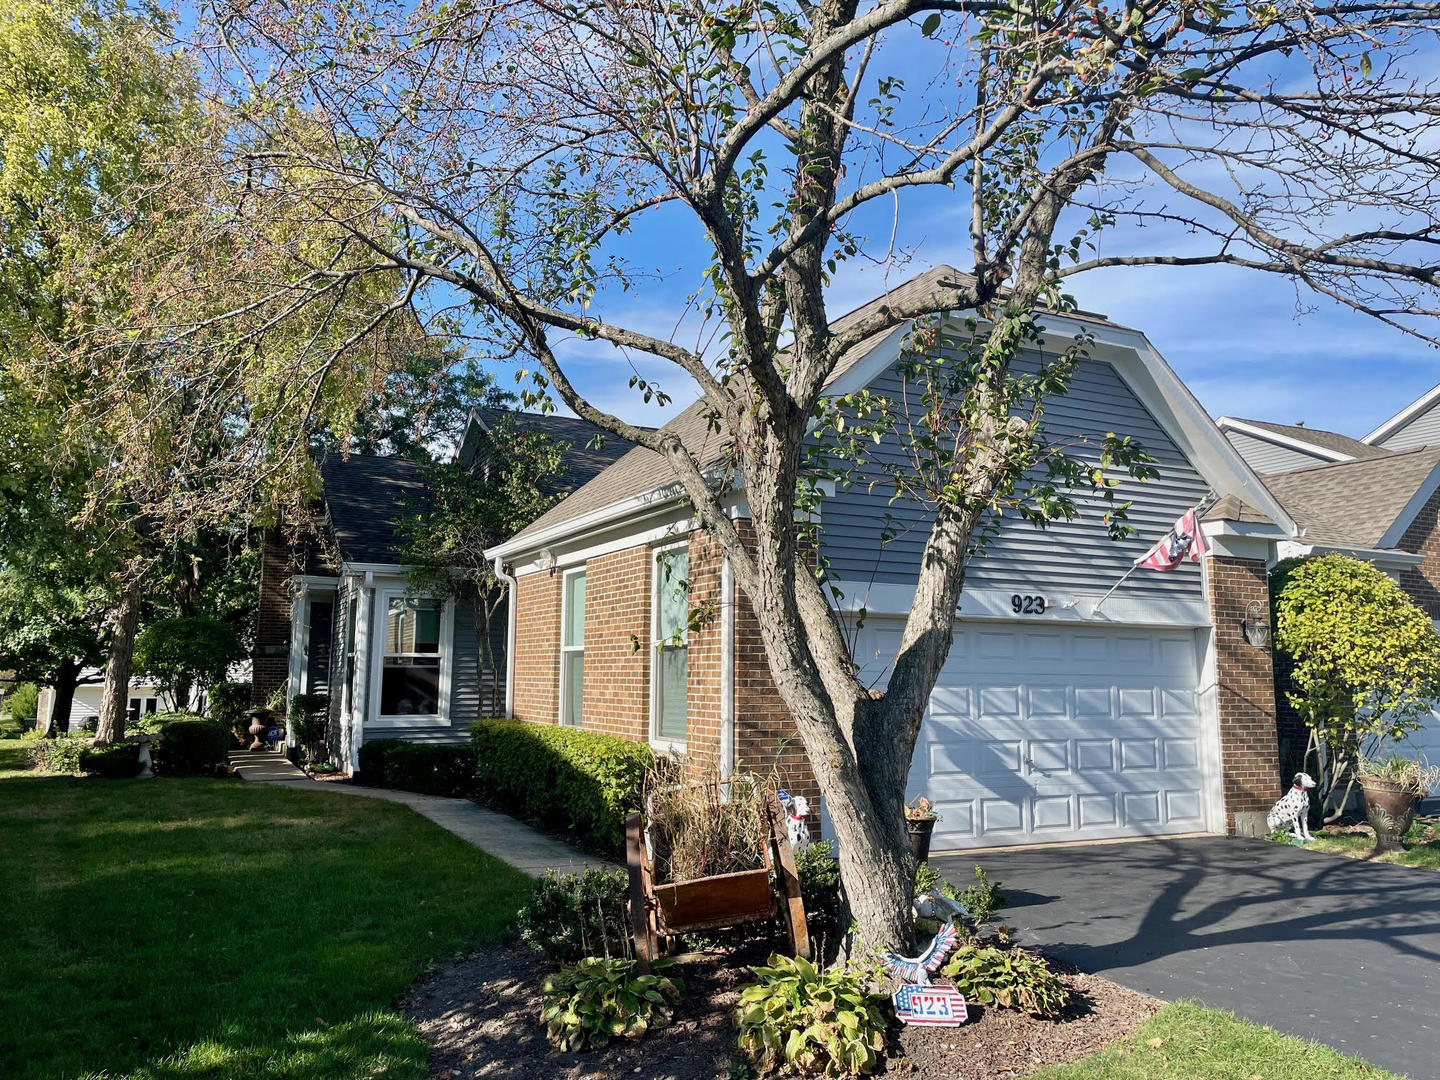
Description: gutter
491,555,518,716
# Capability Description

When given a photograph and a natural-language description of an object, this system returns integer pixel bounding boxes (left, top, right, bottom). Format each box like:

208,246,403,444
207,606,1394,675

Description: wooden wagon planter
625,790,809,970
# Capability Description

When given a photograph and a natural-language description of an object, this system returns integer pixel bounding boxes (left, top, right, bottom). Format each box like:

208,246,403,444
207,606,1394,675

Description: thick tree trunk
95,579,143,745
43,659,82,738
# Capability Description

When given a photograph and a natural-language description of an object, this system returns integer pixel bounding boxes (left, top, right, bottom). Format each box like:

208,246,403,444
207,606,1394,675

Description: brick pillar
252,528,294,710
1206,556,1282,835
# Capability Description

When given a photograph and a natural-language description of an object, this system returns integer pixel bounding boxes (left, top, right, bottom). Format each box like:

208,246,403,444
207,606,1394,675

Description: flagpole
1090,494,1217,617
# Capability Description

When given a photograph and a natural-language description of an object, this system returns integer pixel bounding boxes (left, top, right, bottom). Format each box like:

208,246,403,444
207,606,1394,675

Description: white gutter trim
1376,460,1440,550
719,556,736,781
1363,383,1440,445
486,483,687,561
1215,417,1353,463
491,555,518,717
340,561,411,575
1278,541,1424,569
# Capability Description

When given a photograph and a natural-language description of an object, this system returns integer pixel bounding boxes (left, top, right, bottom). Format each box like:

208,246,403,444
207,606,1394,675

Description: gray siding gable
1224,430,1332,474
817,352,1209,602
1376,406,1440,452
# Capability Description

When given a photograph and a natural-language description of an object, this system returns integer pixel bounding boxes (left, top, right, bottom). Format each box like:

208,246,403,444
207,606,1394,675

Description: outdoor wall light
537,547,557,570
1240,599,1270,649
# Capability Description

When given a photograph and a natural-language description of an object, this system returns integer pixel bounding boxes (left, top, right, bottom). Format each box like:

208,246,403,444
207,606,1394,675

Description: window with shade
651,546,688,744
560,569,585,726
380,597,442,716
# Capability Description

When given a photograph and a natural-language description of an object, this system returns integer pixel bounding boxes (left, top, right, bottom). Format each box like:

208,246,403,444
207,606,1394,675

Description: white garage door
855,619,1213,849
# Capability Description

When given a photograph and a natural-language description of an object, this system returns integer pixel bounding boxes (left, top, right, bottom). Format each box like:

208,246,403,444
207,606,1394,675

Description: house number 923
1011,594,1047,614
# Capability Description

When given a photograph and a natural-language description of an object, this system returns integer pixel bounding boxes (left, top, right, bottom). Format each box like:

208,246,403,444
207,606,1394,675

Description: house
1215,417,1395,474
485,265,1323,851
1221,392,1440,806
35,672,167,733
255,407,643,769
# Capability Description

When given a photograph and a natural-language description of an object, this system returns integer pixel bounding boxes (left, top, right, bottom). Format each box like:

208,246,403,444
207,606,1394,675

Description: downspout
720,555,736,780
492,555,518,717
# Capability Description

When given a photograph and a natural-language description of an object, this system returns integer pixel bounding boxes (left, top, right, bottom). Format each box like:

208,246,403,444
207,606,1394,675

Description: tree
133,616,243,711
401,415,568,715
199,0,1440,949
1272,555,1440,820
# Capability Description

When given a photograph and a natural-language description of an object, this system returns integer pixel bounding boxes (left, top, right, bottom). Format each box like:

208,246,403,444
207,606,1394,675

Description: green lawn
0,771,532,1080
1299,816,1440,871
1026,1001,1402,1079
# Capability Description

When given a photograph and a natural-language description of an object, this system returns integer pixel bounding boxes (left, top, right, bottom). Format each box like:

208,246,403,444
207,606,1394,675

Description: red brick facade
1206,555,1282,833
1394,483,1440,618
252,528,295,710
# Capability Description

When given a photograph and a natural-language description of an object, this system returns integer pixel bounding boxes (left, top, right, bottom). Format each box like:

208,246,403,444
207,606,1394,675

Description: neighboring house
1216,417,1394,474
36,672,167,733
486,265,1321,851
256,407,643,769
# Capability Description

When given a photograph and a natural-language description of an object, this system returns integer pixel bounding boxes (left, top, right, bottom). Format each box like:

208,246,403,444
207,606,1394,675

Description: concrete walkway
228,749,610,877
935,836,1440,1078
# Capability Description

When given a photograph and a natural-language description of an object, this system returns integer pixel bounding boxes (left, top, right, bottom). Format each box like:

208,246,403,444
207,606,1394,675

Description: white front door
854,619,1214,849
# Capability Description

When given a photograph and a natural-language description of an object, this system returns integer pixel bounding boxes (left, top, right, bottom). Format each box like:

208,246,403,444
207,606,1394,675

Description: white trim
1215,417,1353,463
1363,383,1440,445
648,541,691,753
833,582,1212,628
1275,540,1425,571
368,588,454,726
1376,459,1440,549
488,484,690,561
351,580,373,769
719,556,736,780
559,567,586,727
1194,560,1228,835
515,513,700,576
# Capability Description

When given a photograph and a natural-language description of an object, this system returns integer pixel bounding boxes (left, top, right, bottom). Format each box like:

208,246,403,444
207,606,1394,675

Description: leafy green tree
5,682,40,726
402,416,567,714
133,616,243,712
1273,555,1440,820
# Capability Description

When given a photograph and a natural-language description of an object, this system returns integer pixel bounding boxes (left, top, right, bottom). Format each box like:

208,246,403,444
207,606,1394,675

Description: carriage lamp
1240,599,1270,649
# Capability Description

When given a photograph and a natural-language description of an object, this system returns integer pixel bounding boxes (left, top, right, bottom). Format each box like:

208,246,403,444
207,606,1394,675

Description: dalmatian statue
1266,772,1317,843
777,790,812,849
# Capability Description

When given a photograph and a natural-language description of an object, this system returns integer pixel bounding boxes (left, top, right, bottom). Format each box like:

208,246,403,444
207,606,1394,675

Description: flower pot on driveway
907,816,937,863
1360,777,1418,853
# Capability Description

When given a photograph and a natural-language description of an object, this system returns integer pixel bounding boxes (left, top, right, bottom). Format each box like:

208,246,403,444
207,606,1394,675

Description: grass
1295,814,1440,871
1025,1001,1403,1079
0,770,532,1080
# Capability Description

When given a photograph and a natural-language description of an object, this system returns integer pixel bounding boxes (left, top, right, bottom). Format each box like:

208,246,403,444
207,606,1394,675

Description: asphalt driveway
933,836,1440,1078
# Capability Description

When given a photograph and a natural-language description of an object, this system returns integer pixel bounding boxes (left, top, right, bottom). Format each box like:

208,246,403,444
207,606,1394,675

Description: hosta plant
940,944,1069,1018
540,957,682,1052
734,954,887,1077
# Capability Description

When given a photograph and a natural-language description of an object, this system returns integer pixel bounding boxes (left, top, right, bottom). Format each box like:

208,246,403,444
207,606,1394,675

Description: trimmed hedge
79,743,143,779
155,716,231,776
356,739,477,797
471,718,653,853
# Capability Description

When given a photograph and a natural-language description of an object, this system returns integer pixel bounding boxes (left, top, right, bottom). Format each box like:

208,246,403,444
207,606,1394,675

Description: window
560,569,586,727
651,546,689,744
127,697,158,725
380,596,442,716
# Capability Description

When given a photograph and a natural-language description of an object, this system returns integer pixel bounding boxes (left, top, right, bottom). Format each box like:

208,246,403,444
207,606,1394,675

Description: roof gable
1259,447,1440,549
1218,417,1392,465
1363,383,1440,450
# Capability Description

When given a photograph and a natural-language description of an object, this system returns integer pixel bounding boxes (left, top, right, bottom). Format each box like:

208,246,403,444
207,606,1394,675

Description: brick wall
511,569,562,721
252,528,294,709
1394,483,1440,617
1206,555,1283,833
576,546,651,739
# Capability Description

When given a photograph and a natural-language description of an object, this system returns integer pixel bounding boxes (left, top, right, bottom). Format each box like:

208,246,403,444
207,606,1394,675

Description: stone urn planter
1359,777,1419,853
246,707,275,752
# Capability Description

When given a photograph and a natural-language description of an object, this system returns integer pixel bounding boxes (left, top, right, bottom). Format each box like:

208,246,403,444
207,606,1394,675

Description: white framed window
371,590,452,724
650,543,689,748
127,696,159,725
560,568,586,727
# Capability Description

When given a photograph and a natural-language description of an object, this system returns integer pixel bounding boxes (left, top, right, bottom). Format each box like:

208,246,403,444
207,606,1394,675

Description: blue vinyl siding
1224,430,1330,474
446,593,508,725
817,352,1209,602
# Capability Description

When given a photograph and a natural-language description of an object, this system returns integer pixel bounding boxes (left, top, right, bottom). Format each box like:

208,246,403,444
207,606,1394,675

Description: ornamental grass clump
540,956,682,1051
644,760,770,884
733,954,887,1077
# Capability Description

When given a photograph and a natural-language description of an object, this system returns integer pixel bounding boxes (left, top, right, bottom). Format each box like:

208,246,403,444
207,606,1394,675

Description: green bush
796,841,845,948
155,715,230,776
6,682,40,723
471,718,653,852
541,956,682,1052
517,868,631,963
734,954,887,1077
940,943,1068,1018
79,743,143,779
289,693,329,763
27,733,91,773
356,738,477,797
953,864,1005,927
209,681,252,744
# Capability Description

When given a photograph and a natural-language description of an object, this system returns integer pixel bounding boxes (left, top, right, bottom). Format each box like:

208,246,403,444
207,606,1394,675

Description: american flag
1138,506,1209,571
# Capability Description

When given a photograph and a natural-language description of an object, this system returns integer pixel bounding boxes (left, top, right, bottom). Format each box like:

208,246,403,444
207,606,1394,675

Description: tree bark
43,658,83,738
95,579,143,745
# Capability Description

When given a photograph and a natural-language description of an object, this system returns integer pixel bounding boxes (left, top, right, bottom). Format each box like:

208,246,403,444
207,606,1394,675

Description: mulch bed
402,943,1159,1080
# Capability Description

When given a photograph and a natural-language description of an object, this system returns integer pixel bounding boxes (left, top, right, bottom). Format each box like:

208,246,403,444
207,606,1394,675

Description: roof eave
1215,416,1353,463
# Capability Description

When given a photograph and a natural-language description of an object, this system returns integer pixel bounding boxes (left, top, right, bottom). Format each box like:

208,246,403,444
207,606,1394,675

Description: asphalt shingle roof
318,453,432,565
1259,446,1440,548
1228,418,1393,461
470,408,647,494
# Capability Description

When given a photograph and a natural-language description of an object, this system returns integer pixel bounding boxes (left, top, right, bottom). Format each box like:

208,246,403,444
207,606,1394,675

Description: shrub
953,864,1005,928
289,693,329,763
516,868,631,963
155,715,230,776
471,718,653,852
796,841,844,947
356,738,476,796
6,682,40,723
734,954,886,1077
209,681,252,745
28,733,91,773
541,957,682,1052
79,743,143,779
940,944,1068,1018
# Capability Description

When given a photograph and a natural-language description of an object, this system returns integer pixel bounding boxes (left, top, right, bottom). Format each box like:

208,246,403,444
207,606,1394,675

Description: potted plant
905,795,940,863
1356,754,1439,852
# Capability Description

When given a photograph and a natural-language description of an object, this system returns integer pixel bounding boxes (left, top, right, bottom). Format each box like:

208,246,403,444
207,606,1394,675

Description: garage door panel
1032,795,1073,831
1078,793,1119,828
1162,737,1199,769
979,797,1024,833
1122,791,1163,825
1075,739,1116,772
1165,790,1204,823
1118,688,1157,718
973,740,1023,778
979,686,1020,717
1119,738,1159,771
1029,740,1069,774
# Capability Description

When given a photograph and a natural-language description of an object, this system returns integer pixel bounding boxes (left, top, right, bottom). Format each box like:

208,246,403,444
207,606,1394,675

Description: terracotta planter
246,707,274,752
907,816,938,863
1360,778,1419,853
